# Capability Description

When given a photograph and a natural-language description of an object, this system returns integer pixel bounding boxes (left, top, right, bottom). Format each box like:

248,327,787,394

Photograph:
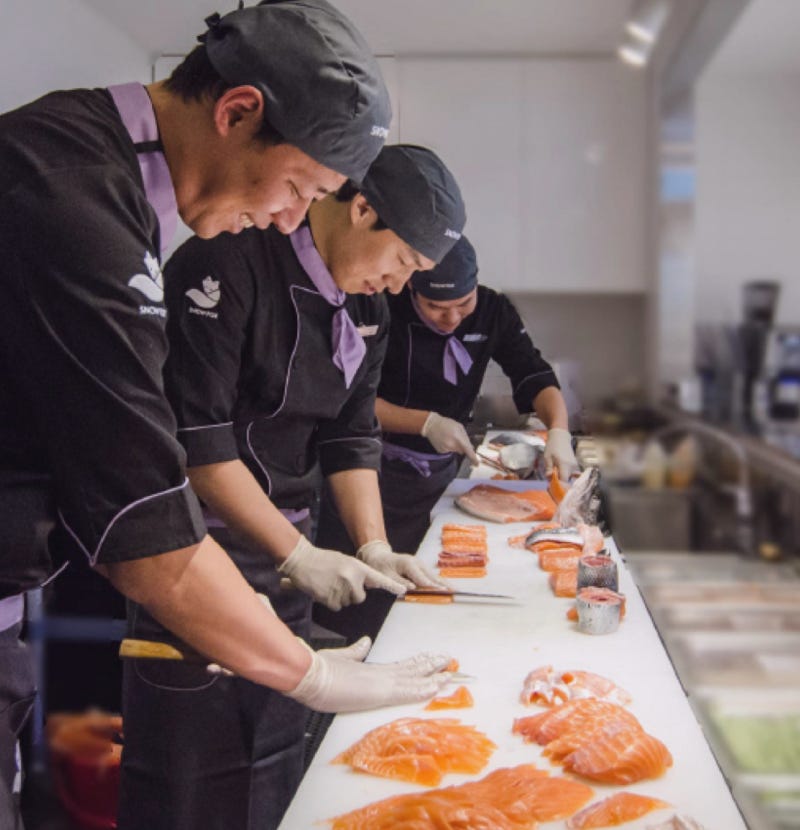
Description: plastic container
642,441,668,490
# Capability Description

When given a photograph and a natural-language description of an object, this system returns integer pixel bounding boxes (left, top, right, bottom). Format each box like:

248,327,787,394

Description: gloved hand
544,427,579,480
277,536,406,611
357,540,449,591
286,636,452,713
422,412,479,464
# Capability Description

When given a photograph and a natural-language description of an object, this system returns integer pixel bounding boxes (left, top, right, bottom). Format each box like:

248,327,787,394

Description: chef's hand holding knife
544,427,580,480
356,539,448,591
421,411,479,465
278,536,409,610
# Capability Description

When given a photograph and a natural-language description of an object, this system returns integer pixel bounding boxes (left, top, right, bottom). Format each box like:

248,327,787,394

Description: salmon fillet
539,548,583,571
456,484,556,523
437,550,488,568
333,717,496,787
550,569,578,597
519,669,632,708
424,685,473,710
330,764,592,829
514,699,639,743
566,792,671,828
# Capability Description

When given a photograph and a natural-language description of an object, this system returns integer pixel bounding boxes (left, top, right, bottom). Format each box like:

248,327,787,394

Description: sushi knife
402,588,518,602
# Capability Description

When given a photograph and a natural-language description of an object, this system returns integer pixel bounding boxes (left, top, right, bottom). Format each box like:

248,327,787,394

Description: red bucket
47,711,122,830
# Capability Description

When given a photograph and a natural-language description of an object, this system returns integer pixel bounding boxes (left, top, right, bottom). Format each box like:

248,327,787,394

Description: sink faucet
650,419,753,555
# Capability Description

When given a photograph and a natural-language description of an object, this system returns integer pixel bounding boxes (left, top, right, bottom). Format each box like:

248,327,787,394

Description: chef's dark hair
164,46,285,147
334,180,389,231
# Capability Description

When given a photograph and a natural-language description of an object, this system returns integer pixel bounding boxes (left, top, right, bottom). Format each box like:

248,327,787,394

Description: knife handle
119,638,199,662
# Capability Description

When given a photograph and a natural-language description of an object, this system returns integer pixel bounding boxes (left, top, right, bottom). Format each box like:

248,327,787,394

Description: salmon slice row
566,791,671,828
513,698,672,785
437,550,488,568
439,566,487,578
333,717,496,787
455,484,556,523
329,764,595,829
441,523,487,540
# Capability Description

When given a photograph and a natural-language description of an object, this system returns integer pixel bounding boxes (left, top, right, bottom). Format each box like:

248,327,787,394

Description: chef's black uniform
117,225,388,830
0,88,205,828
315,284,559,641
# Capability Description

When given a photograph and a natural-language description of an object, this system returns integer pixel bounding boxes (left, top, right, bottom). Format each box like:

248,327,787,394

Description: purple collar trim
410,292,473,385
290,224,366,388
108,83,178,254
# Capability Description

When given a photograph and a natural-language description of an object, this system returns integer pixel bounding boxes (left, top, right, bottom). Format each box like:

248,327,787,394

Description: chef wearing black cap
0,4,454,828
375,235,579,554
118,144,466,830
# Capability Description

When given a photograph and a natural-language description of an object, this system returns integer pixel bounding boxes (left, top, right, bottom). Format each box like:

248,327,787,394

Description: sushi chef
120,144,466,830
0,4,453,828
315,235,577,641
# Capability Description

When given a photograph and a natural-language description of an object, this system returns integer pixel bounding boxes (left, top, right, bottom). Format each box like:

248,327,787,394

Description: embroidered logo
356,324,378,337
444,228,462,240
128,251,164,303
370,125,390,139
128,251,166,316
186,276,221,319
463,333,487,342
429,282,456,289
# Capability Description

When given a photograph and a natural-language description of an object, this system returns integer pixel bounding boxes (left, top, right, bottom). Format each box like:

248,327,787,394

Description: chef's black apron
117,520,311,830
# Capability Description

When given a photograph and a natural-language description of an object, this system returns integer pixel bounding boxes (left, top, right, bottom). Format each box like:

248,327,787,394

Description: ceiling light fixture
618,0,672,68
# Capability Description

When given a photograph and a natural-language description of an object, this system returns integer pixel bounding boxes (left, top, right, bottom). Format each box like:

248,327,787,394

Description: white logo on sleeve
129,251,166,316
186,276,221,319
370,125,390,140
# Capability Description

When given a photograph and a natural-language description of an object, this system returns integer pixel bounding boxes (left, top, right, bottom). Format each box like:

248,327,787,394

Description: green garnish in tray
710,712,800,773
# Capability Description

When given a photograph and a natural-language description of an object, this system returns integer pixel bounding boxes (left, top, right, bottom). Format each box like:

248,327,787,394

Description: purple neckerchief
382,441,453,479
290,225,366,389
410,292,473,385
0,594,24,631
108,83,178,255
204,507,310,529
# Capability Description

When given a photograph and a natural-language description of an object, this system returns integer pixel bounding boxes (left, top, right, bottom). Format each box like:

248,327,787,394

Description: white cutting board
279,480,747,830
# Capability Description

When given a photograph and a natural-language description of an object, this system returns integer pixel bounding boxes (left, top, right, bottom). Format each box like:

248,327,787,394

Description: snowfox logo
444,228,461,240
128,251,164,302
370,125,389,140
129,251,166,316
186,276,221,319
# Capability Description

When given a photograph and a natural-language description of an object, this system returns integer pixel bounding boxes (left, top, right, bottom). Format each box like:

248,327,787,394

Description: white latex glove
357,540,449,591
277,536,406,611
544,427,579,480
286,636,452,713
421,412,479,464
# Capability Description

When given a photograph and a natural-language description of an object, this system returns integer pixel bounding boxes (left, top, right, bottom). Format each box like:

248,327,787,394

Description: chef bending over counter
316,235,579,643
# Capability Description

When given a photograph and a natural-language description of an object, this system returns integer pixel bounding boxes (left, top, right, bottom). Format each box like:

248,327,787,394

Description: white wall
695,73,800,325
394,57,648,294
0,0,150,115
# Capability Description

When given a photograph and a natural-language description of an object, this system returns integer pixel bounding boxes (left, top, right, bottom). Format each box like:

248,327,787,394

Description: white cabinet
398,58,648,293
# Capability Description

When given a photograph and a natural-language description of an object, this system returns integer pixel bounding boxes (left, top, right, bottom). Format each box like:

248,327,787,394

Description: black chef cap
360,144,465,263
201,0,391,182
411,235,478,299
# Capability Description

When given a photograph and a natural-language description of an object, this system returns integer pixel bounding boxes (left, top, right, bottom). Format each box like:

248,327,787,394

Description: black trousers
0,620,35,830
313,454,460,644
117,525,311,830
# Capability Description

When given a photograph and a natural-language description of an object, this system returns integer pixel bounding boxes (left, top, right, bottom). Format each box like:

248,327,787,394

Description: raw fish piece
577,553,619,591
438,566,487,578
330,764,592,829
424,685,473,710
550,569,579,597
514,699,639,744
553,467,600,527
567,792,671,828
540,548,583,571
576,587,625,634
456,484,556,523
519,668,632,708
333,717,495,786
526,526,584,548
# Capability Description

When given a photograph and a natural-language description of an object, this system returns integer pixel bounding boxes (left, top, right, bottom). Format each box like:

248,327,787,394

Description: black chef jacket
0,89,205,597
379,285,560,452
162,226,388,512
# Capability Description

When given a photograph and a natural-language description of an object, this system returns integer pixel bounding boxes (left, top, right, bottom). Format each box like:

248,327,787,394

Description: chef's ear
349,192,379,229
213,85,264,136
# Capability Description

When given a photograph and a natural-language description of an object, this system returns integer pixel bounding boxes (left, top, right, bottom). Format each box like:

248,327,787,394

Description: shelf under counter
279,480,747,830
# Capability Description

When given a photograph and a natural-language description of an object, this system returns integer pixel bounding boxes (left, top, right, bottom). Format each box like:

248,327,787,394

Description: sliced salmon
333,717,496,786
439,566,487,578
550,569,578,597
519,669,632,708
566,792,671,828
437,550,488,568
330,764,587,829
514,699,639,743
539,548,583,571
424,685,473,710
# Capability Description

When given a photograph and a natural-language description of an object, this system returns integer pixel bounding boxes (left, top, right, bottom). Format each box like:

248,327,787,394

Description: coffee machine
764,327,800,423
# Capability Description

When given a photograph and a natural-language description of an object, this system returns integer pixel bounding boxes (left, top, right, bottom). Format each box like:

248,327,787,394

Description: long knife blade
404,588,517,600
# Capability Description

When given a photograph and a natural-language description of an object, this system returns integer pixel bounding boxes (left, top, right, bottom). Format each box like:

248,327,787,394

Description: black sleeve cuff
318,436,383,477
512,372,560,413
177,423,240,467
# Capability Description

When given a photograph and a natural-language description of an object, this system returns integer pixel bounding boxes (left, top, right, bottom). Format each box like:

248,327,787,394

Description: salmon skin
330,764,594,829
526,526,583,547
576,553,618,592
566,791,671,828
576,586,625,634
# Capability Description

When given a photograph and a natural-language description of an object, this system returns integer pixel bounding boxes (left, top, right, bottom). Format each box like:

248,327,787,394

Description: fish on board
566,792,671,829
